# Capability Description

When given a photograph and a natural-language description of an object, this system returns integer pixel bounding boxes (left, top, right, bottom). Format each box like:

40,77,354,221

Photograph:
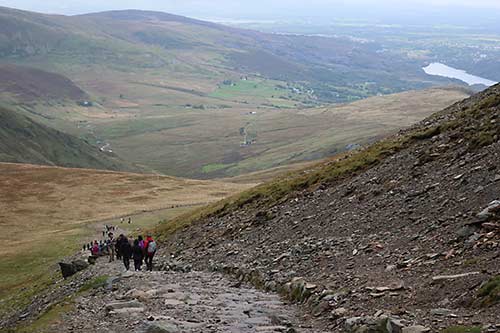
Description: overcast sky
1,0,499,22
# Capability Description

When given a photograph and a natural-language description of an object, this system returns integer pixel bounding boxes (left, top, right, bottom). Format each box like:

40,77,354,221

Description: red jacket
144,236,155,254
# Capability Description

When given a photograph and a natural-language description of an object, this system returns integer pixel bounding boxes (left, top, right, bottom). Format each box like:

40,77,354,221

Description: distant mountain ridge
0,6,451,103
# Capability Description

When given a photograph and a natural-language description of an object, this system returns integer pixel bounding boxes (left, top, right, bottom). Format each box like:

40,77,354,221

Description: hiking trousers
145,253,155,271
134,259,142,271
123,256,130,270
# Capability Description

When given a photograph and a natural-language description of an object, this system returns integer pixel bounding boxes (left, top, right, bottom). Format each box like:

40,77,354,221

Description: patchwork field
0,162,252,314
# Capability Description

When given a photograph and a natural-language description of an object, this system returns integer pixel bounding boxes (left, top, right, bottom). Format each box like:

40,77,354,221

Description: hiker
138,235,145,252
144,235,157,271
128,217,131,224
120,236,132,271
115,234,124,260
108,232,115,262
91,241,99,256
132,239,144,271
120,218,124,224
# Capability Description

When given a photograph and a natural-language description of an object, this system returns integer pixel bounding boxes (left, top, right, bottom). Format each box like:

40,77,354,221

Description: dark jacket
132,244,143,261
121,239,133,259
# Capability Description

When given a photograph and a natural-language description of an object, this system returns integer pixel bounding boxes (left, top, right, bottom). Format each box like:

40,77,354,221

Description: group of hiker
85,232,157,271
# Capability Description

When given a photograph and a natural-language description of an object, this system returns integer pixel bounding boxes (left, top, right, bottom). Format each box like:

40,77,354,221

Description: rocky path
53,259,324,333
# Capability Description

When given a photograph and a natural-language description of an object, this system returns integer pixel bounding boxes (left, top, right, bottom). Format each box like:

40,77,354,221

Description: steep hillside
0,105,134,171
158,85,500,331
0,64,87,102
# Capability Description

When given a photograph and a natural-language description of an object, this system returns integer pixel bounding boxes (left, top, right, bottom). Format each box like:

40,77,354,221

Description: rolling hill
0,6,441,103
0,105,134,171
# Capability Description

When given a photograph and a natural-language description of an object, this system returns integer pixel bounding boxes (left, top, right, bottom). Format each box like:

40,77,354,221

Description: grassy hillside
0,105,135,171
0,162,252,318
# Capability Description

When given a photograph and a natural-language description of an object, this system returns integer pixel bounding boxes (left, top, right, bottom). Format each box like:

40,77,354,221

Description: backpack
147,240,157,254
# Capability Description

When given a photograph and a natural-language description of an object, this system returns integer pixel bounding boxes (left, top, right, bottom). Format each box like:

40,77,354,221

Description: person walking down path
108,232,116,262
132,239,144,271
91,241,99,256
115,234,124,260
138,235,145,253
143,235,157,271
120,237,133,271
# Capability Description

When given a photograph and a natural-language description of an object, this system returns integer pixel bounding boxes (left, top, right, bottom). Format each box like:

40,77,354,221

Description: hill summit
157,84,500,331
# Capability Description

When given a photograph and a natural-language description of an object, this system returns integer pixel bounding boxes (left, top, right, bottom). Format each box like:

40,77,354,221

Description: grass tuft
477,275,500,307
410,126,441,140
78,275,109,293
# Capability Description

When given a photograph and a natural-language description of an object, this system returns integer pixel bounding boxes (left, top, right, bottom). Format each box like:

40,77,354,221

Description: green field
209,79,309,107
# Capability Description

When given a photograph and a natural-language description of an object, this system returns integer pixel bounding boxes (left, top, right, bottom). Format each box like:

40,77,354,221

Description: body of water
423,62,497,87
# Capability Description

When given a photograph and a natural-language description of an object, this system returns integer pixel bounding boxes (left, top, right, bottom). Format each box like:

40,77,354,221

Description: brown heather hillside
0,64,87,102
158,85,500,331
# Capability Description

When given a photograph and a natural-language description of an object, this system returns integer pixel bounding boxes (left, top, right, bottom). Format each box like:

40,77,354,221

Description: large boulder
58,259,89,278
58,262,77,279
72,259,89,271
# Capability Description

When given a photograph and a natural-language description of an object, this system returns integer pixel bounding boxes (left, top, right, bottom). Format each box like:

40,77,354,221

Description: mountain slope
157,84,500,330
0,64,87,102
0,105,134,171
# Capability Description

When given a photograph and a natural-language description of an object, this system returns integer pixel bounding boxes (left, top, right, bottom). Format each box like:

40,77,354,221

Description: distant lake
423,63,497,87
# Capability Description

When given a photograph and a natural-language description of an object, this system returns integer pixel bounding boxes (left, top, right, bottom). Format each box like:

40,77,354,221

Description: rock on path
54,261,324,333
